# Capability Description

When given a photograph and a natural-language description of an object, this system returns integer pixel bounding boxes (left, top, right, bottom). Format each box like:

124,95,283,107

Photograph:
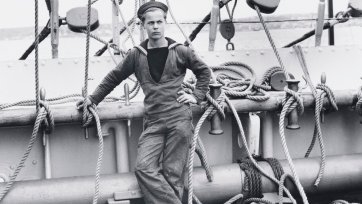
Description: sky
0,0,351,29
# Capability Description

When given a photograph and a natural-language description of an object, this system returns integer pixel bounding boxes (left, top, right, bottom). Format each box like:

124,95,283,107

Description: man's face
142,9,166,41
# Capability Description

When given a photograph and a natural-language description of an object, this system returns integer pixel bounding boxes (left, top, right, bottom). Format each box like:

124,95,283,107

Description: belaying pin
124,83,131,138
40,88,52,179
209,83,224,135
286,79,301,129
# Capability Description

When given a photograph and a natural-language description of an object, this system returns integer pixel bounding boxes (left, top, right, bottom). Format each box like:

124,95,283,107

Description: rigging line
35,0,40,112
84,0,91,98
254,5,289,81
170,16,361,25
165,0,193,50
112,0,136,46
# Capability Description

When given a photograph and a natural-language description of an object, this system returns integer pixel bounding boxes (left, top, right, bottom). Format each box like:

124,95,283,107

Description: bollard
209,83,224,135
286,79,301,129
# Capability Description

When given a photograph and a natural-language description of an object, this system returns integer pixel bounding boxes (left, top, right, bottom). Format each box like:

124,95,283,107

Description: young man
87,1,211,203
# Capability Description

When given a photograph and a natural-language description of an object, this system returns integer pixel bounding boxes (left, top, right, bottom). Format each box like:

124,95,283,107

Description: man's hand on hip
177,91,197,104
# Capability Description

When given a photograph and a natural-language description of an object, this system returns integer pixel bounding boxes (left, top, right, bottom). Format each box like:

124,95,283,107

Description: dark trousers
135,108,193,204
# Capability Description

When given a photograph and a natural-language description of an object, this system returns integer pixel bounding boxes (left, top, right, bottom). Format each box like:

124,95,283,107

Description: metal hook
226,41,235,51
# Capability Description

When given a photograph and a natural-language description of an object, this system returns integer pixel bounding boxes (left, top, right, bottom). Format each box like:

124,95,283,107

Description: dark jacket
89,37,211,116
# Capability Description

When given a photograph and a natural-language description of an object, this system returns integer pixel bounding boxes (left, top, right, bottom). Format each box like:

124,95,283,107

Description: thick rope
83,0,92,128
254,5,289,81
278,174,298,204
187,94,222,204
210,62,271,101
195,140,213,182
88,105,104,204
239,159,263,199
225,97,296,203
330,200,357,204
304,84,338,186
0,102,54,201
224,194,243,204
35,0,40,111
279,87,309,204
244,197,273,204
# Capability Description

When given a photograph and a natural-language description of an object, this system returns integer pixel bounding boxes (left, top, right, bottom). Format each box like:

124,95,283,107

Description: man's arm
89,51,135,105
185,47,211,104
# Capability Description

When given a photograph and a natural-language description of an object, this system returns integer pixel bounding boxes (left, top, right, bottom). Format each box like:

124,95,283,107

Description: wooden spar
2,154,362,203
50,0,59,58
0,89,358,127
208,0,219,51
112,0,121,55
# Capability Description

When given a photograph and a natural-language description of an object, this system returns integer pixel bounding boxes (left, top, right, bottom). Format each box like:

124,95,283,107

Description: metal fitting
209,83,224,135
286,79,301,130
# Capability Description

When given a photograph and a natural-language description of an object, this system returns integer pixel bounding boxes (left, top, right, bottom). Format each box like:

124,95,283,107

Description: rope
224,194,243,204
244,197,274,204
210,62,271,102
79,29,125,55
254,156,284,180
184,0,232,45
112,0,136,46
35,0,40,111
303,84,337,186
254,5,290,81
278,174,298,204
195,141,213,182
239,159,263,198
279,87,309,204
225,97,296,203
88,105,104,204
330,200,358,204
293,45,338,186
165,0,194,49
122,0,138,48
83,0,92,128
187,92,225,204
0,101,54,201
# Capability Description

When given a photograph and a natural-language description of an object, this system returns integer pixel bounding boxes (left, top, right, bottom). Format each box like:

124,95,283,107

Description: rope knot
39,100,54,134
282,87,304,115
76,97,95,127
205,92,226,120
316,84,338,112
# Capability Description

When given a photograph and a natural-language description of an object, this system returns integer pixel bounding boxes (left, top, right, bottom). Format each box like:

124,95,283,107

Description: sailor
81,1,211,203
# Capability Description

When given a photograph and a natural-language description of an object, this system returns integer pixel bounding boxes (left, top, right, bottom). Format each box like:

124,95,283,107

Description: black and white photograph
0,0,362,203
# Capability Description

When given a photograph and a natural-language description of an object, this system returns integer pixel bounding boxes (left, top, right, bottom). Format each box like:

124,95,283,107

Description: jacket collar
136,37,181,55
